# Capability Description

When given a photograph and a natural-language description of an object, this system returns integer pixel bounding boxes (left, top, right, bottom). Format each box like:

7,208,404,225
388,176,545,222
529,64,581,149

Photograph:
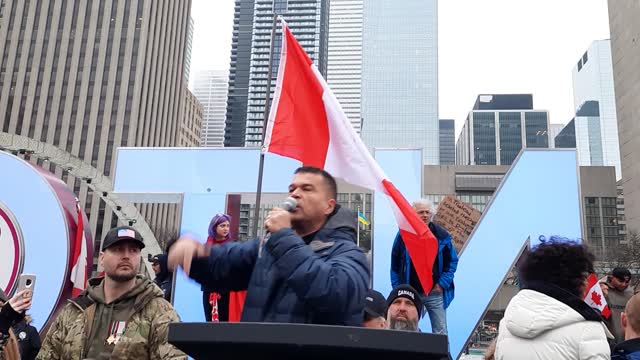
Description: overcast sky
189,0,610,136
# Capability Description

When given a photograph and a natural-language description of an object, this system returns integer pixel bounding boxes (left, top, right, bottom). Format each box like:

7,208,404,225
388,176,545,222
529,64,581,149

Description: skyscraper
185,17,194,83
439,119,455,165
360,0,439,164
574,101,604,166
327,0,363,133
0,0,190,255
456,95,550,165
194,70,229,147
608,0,640,234
225,0,330,147
224,0,255,147
555,119,577,149
572,39,621,178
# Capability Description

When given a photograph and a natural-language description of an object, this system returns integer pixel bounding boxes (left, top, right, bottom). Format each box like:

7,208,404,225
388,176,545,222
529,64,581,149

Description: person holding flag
260,17,440,316
170,17,435,327
390,199,458,335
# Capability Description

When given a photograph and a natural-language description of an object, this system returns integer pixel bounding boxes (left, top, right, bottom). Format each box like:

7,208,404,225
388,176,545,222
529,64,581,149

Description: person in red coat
202,213,246,322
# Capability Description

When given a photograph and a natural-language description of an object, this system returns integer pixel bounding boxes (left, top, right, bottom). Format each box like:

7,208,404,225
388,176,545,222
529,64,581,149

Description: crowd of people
1,165,639,359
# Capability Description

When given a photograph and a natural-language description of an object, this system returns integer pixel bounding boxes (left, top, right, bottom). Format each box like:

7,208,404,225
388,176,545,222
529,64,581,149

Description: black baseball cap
363,289,387,320
150,254,161,264
387,284,423,318
102,226,145,251
612,267,632,281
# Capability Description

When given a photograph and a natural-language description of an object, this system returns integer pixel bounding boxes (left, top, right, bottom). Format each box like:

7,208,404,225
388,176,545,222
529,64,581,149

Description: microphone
259,197,297,258
280,197,297,212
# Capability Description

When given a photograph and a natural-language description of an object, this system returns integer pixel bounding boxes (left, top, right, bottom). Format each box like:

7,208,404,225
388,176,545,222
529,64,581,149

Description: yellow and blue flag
357,211,370,226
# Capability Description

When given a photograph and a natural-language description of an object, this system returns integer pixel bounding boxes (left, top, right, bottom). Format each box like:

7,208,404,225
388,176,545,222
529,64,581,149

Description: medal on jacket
106,321,127,345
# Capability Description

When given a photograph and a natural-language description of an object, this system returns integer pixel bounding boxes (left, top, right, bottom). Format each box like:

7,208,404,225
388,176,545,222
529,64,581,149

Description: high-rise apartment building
360,0,439,164
194,70,229,147
0,0,191,258
608,0,640,234
572,39,621,178
327,0,363,133
439,119,455,165
225,0,330,147
456,95,550,166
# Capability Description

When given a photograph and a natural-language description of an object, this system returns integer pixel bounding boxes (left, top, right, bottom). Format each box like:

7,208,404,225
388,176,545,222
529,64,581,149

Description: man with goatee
386,285,422,332
38,226,185,360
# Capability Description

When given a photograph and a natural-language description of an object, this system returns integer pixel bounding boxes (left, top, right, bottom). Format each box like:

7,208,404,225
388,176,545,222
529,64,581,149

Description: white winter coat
495,289,611,360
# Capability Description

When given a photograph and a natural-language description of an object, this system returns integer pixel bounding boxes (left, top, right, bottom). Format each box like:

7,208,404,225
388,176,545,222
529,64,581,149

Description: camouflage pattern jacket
36,276,186,360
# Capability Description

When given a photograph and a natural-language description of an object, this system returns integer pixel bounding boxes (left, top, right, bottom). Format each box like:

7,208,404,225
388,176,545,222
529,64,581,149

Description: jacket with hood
495,281,611,360
153,254,173,302
390,222,458,309
188,205,370,326
36,275,186,360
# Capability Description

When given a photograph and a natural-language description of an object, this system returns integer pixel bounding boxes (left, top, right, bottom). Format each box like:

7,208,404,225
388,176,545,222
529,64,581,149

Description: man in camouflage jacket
37,226,185,360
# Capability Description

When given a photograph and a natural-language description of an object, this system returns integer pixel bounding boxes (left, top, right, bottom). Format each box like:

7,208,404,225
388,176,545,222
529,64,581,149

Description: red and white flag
70,201,89,297
584,273,611,318
263,21,439,292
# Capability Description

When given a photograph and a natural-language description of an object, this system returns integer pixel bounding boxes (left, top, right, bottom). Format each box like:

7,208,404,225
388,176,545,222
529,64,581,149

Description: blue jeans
424,290,447,334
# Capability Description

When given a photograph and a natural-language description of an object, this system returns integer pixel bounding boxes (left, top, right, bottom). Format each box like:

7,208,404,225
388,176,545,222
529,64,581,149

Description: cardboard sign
433,195,481,255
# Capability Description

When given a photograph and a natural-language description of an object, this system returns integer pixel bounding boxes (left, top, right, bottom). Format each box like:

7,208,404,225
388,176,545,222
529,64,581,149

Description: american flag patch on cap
118,229,136,238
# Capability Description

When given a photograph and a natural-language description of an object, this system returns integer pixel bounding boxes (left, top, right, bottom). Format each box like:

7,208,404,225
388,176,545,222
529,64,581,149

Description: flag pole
357,206,361,247
252,13,279,238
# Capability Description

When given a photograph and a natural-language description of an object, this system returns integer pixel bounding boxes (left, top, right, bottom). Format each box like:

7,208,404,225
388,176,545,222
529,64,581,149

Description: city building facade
608,0,640,234
327,0,363,133
0,0,191,264
456,95,550,166
225,0,330,147
360,0,439,164
194,70,228,147
572,39,621,178
439,119,455,165
423,165,622,259
555,119,577,149
179,88,203,147
549,123,564,148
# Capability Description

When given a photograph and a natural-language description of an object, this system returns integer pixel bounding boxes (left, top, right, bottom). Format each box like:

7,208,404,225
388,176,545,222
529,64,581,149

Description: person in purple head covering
202,213,246,322
207,213,232,245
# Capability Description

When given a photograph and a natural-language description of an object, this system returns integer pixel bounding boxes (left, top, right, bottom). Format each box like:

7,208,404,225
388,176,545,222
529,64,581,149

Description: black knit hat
612,267,632,281
387,284,423,318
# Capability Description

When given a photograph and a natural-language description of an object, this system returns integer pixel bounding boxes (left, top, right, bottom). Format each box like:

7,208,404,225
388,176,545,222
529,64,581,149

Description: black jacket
153,254,173,302
12,320,41,360
189,205,370,326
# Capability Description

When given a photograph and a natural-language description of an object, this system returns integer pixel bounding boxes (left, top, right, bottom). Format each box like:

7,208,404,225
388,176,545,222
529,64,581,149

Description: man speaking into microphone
168,166,369,326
